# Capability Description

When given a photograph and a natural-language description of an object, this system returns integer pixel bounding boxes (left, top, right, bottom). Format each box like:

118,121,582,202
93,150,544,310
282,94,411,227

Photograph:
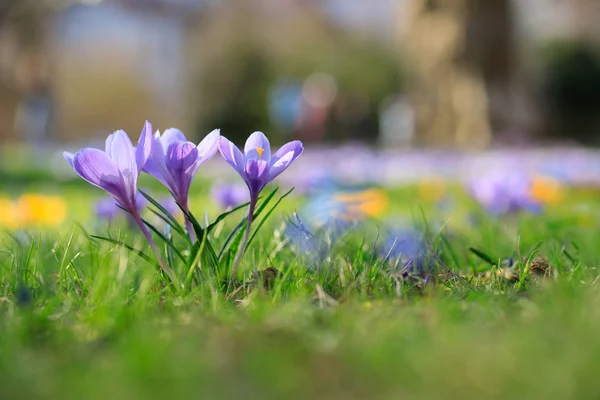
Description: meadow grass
1,182,600,399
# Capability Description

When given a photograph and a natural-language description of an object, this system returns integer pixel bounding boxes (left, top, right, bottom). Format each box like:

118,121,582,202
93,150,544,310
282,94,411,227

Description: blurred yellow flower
334,189,389,219
0,194,67,229
18,194,67,226
529,176,564,205
0,197,19,229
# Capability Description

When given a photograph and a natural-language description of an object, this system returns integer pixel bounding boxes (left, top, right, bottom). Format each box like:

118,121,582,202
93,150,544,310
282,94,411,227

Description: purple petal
135,120,153,173
244,131,271,162
143,132,168,183
63,152,74,167
245,159,269,194
105,134,115,156
160,128,186,149
218,137,246,177
166,141,199,173
186,129,220,179
268,141,303,181
73,149,129,206
107,130,138,194
197,129,220,162
166,141,199,200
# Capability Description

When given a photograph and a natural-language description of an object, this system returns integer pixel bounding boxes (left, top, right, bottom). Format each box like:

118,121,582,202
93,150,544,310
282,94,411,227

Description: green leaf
205,200,252,234
217,188,279,260
142,218,186,265
468,247,497,266
148,207,188,240
184,236,206,289
440,234,461,269
217,217,248,260
252,187,280,218
139,190,190,243
175,199,204,241
246,188,294,252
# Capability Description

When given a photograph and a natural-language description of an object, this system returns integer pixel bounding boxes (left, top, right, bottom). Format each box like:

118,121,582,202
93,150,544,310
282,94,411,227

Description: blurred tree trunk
0,0,51,141
404,0,516,149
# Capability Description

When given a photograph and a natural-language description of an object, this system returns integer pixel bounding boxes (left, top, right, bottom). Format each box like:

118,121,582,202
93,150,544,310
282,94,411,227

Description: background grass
1,177,600,399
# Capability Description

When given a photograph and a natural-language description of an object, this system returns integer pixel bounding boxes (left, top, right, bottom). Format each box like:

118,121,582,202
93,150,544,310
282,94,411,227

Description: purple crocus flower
219,131,303,273
63,122,175,281
219,132,303,199
210,182,248,210
64,123,151,214
144,128,220,240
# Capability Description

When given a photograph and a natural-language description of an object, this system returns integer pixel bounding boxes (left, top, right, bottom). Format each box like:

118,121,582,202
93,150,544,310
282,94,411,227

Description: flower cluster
64,121,303,280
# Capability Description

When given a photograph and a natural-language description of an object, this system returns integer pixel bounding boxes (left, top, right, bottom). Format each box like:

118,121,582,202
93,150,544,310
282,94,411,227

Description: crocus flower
63,122,175,281
64,123,151,214
210,181,248,210
219,132,303,199
219,131,303,273
144,128,220,240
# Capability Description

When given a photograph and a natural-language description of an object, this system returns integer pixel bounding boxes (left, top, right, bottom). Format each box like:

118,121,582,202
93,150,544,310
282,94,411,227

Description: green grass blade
205,200,252,234
90,235,157,268
245,188,294,253
469,247,497,266
139,190,189,242
141,218,186,265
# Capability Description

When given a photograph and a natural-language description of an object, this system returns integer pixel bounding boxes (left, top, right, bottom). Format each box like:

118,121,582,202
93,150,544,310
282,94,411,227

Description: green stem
182,201,197,243
132,211,177,284
230,197,256,279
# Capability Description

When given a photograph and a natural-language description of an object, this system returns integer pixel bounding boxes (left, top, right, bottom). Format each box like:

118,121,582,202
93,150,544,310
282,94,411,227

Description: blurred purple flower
210,182,248,210
284,213,352,269
284,214,326,266
95,193,148,222
144,128,220,239
379,227,428,275
158,196,180,217
218,131,303,273
95,197,120,221
469,171,541,215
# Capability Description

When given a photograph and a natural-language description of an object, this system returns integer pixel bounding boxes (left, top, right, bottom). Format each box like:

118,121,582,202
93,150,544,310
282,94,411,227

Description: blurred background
3,0,600,230
2,0,600,149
